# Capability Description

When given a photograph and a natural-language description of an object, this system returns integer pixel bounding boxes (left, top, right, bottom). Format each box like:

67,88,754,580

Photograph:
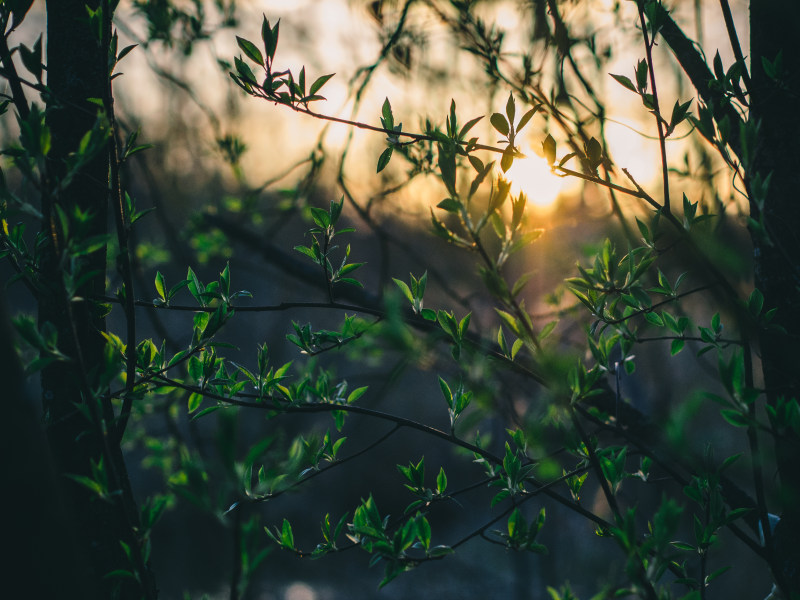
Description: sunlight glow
501,148,575,210
603,120,660,185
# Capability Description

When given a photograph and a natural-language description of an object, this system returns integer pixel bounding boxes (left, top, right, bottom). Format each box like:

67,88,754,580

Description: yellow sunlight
501,147,575,210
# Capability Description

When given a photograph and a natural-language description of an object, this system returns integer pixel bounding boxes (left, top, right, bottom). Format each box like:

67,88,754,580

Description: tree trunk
750,0,800,595
1,288,99,598
41,2,156,597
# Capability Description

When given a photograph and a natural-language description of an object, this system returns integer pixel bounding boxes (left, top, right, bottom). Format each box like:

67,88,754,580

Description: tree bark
750,1,800,595
41,2,156,597
1,289,100,598
653,1,799,594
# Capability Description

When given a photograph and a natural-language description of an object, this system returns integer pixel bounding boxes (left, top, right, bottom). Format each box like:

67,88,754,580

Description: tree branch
655,3,743,157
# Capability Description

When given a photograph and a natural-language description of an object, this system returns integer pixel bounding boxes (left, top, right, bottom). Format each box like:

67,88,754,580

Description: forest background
2,1,798,599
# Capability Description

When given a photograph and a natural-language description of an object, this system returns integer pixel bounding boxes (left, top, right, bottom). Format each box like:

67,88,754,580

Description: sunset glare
501,148,575,210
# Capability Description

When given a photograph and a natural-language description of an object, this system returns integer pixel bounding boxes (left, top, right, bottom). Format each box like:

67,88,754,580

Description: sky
97,0,745,218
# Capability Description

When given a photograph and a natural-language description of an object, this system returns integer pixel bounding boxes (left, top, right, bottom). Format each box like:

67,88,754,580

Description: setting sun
501,147,576,209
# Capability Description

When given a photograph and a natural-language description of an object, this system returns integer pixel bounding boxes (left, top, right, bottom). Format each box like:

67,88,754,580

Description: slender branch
106,344,203,400
570,410,622,524
637,0,671,212
634,334,740,346
570,408,660,600
700,496,708,600
98,293,549,387
258,93,508,155
336,178,472,311
655,2,743,157
229,504,242,600
150,374,505,464
604,284,717,326
575,401,768,559
321,231,335,303
468,229,541,351
718,0,751,93
245,425,401,504
743,340,774,564
0,238,40,300
0,26,30,119
101,295,385,318
105,17,137,444
554,165,656,205
451,464,601,550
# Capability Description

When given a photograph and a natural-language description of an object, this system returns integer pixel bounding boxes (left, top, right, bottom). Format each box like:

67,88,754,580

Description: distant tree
1,1,798,599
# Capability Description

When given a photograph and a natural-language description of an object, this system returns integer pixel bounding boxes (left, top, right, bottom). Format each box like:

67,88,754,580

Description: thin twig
105,20,138,444
718,0,751,93
245,425,402,504
637,0,671,212
743,340,774,564
0,25,29,119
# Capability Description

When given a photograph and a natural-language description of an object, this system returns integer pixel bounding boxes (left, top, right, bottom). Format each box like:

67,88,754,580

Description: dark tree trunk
1,289,99,598
41,2,156,597
750,0,800,594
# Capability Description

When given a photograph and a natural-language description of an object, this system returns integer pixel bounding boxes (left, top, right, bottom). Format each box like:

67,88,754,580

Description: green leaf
706,566,731,584
310,206,330,228
298,66,307,96
310,73,335,95
671,541,696,551
500,146,514,173
346,386,368,404
415,271,428,298
459,115,483,139
187,267,204,306
720,409,749,427
539,320,558,341
438,377,453,407
468,154,485,173
458,313,471,337
280,518,295,549
187,392,202,413
153,272,166,302
713,51,725,82
236,36,264,65
542,134,556,166
294,245,318,261
376,147,393,172
338,277,363,287
436,467,447,494
261,17,277,60
234,56,257,85
516,106,538,133
748,288,764,316
64,474,106,499
490,113,509,137
117,43,138,66
644,312,664,327
392,278,414,304
428,545,454,557
610,73,637,93
635,59,648,91
497,327,510,356
437,198,462,213
18,35,42,82
634,219,651,243
381,97,394,130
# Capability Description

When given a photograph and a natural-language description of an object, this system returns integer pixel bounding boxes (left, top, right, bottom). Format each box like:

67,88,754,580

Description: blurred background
3,1,762,598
